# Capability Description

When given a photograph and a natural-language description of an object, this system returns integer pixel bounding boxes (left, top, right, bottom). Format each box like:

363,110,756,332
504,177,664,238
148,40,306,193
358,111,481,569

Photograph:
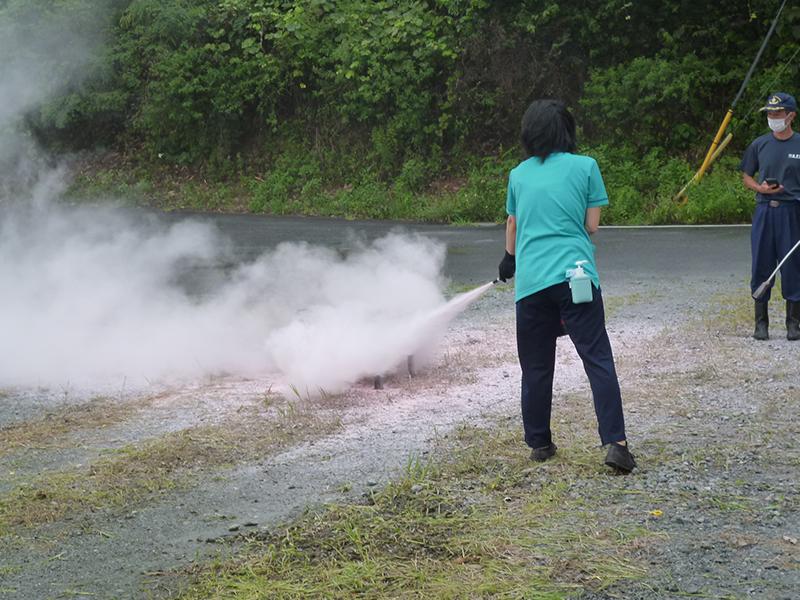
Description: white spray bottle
566,260,592,304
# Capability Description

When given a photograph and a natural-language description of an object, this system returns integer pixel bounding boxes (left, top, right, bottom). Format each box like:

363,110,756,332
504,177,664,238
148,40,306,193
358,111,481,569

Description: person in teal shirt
498,99,635,473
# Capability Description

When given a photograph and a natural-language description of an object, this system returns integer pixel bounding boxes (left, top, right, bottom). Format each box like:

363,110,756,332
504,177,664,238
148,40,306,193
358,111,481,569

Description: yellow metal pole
708,131,734,165
696,108,734,181
674,132,734,204
673,110,734,203
673,0,787,204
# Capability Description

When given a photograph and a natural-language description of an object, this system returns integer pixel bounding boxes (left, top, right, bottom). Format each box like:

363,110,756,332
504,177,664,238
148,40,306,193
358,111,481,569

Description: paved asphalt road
161,211,753,287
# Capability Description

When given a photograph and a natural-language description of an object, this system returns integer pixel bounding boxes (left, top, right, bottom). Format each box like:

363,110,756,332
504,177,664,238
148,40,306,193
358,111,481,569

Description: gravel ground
1,231,798,599
576,285,800,600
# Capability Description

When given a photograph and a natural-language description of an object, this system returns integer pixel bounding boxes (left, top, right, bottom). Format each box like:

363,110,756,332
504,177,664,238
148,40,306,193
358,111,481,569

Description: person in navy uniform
741,92,800,341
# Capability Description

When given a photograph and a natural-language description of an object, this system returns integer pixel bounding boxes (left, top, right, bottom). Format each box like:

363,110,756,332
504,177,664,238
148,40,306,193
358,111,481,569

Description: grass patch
704,281,784,334
604,290,663,319
176,420,650,599
705,290,752,332
0,401,339,535
704,495,753,513
0,565,20,576
67,146,757,226
67,159,251,213
0,395,161,458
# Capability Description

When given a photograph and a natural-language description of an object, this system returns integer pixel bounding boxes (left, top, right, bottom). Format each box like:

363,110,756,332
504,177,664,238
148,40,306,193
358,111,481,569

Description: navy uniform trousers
516,281,626,449
751,201,800,302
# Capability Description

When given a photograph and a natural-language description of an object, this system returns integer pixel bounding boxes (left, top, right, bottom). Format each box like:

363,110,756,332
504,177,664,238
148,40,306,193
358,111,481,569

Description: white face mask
768,117,788,132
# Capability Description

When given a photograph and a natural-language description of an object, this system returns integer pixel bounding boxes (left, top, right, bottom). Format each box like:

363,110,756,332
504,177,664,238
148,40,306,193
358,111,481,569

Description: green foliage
240,143,516,222
581,55,728,154
106,0,479,162
5,0,800,223
69,139,757,225
672,158,754,225
20,0,795,162
445,153,516,223
591,147,754,225
248,149,322,214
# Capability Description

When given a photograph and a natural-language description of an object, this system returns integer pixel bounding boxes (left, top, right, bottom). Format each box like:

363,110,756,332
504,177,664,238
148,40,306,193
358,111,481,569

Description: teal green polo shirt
506,152,609,302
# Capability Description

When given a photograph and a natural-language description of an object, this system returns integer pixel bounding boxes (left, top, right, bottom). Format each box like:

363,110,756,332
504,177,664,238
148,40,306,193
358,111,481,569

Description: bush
677,158,754,224
580,54,731,155
588,145,752,225
8,0,794,226
248,149,322,214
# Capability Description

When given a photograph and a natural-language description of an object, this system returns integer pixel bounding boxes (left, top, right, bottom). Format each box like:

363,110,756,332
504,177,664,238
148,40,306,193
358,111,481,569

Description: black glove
498,251,516,282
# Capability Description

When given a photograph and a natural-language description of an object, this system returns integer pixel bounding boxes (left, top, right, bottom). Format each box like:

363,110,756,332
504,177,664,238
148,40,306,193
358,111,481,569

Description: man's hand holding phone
760,177,784,194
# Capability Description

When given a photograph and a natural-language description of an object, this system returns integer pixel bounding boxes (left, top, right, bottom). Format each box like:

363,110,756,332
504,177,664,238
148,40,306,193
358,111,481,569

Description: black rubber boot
754,301,769,341
786,301,800,341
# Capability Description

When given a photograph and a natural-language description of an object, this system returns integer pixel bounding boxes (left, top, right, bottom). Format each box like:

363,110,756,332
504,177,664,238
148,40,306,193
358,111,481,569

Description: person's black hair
520,99,577,161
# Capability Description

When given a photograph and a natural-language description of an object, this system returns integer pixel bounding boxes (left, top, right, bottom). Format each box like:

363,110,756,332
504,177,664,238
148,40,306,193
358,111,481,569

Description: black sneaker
530,443,557,462
605,442,636,473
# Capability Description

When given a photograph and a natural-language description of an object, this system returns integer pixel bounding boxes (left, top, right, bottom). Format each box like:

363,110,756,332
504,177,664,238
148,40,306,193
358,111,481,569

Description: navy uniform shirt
740,132,800,203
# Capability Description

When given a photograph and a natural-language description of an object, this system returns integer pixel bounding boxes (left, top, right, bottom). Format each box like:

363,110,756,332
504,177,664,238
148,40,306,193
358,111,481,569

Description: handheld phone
765,177,780,188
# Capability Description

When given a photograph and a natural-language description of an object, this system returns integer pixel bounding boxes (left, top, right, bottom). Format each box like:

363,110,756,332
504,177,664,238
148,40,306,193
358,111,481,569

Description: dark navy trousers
751,201,800,302
516,282,626,448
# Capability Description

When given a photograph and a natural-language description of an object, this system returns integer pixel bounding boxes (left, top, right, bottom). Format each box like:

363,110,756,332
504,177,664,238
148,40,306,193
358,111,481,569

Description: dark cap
760,92,797,112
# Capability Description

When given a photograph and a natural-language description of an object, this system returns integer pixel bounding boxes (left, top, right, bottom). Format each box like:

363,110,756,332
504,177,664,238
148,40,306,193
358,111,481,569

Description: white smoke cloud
263,235,447,390
0,2,461,394
0,0,111,197
0,200,449,390
0,2,100,126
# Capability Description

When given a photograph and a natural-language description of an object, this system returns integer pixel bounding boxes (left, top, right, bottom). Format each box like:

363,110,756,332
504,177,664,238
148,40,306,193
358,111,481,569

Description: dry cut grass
0,398,339,535
177,419,652,599
0,394,165,457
